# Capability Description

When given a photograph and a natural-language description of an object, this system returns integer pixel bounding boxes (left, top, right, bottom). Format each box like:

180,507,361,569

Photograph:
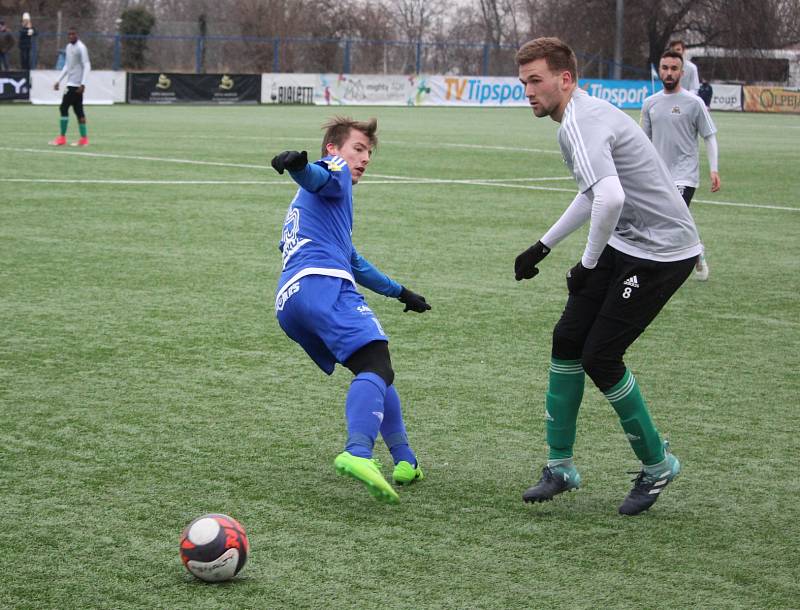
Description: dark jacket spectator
19,13,37,70
698,81,713,109
0,20,15,71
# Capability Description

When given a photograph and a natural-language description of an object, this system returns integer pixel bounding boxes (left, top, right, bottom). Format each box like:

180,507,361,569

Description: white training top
641,88,717,188
57,39,91,87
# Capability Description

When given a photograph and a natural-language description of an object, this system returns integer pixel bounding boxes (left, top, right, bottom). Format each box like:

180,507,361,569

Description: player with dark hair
271,116,430,504
642,50,720,280
669,40,701,95
514,37,702,516
50,28,90,147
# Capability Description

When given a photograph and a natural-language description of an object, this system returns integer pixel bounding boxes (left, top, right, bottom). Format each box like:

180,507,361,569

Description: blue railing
27,31,650,78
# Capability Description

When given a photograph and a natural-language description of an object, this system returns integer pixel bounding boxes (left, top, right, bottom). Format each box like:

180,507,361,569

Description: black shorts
677,185,696,206
60,86,85,118
552,245,695,390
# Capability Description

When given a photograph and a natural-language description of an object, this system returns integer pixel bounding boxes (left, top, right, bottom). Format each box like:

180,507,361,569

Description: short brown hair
660,50,684,65
321,116,378,157
515,37,578,81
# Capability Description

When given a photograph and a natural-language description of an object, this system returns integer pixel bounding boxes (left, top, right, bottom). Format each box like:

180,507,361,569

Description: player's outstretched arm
271,150,308,174
271,150,332,192
351,249,402,297
398,287,431,313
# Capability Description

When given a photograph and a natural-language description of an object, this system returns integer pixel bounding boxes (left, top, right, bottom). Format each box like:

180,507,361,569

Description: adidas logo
623,275,640,288
326,156,346,172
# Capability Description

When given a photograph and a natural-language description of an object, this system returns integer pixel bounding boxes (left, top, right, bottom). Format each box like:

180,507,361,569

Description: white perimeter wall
29,70,126,104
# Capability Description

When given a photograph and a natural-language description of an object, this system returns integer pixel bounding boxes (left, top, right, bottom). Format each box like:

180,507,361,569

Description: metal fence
15,31,649,79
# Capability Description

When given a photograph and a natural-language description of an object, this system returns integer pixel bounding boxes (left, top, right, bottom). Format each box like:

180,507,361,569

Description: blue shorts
275,275,388,375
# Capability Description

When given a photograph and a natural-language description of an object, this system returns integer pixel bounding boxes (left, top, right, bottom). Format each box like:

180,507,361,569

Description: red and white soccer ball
179,513,249,582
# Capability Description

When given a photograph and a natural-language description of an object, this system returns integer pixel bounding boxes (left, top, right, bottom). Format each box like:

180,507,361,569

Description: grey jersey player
50,27,91,147
669,40,701,95
557,86,700,263
642,51,720,197
513,37,701,517
642,49,720,279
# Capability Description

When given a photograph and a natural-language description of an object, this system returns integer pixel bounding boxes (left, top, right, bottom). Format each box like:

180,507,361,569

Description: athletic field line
0,146,561,175
367,174,572,183
1,146,797,211
29,135,565,154
0,146,269,170
692,198,800,211
0,176,574,189
0,178,283,185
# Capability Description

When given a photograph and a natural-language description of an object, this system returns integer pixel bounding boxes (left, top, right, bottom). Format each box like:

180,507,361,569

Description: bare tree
14,0,800,77
474,0,528,73
390,0,446,72
634,0,698,70
776,0,800,45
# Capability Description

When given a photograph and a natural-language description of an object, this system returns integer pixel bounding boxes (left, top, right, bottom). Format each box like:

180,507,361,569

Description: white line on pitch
428,142,561,154
692,198,799,212
0,146,269,170
0,178,281,185
368,173,572,183
0,177,572,188
1,147,796,211
53,135,564,154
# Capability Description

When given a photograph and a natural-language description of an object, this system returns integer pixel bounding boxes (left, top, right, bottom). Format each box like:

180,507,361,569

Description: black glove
271,150,308,175
398,286,431,313
514,241,551,281
566,261,592,293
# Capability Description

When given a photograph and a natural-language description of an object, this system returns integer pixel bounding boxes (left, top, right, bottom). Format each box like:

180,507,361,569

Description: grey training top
57,39,91,87
641,88,716,188
557,88,701,262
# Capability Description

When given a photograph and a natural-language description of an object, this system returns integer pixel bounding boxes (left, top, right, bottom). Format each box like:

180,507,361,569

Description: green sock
79,122,87,137
546,358,585,460
60,117,68,136
604,369,665,466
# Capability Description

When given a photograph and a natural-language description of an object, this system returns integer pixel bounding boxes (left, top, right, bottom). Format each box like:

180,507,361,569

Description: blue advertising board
578,79,663,109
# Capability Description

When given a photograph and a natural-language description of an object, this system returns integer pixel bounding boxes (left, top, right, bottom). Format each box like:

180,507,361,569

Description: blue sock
344,372,386,458
380,385,416,466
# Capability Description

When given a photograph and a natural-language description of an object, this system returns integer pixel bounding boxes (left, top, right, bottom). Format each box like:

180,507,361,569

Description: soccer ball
179,513,249,582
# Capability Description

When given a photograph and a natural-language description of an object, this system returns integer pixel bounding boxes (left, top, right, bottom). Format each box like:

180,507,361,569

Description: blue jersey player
271,116,430,504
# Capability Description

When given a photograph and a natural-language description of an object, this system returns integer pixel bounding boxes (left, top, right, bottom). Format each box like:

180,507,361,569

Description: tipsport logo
580,80,653,108
442,77,526,105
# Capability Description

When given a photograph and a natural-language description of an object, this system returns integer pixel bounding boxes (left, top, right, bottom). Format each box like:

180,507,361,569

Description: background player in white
642,50,720,280
271,117,430,504
514,37,701,516
50,27,90,147
669,39,700,95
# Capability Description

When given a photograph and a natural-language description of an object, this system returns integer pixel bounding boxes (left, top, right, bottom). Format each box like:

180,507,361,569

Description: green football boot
334,451,399,504
392,460,424,485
